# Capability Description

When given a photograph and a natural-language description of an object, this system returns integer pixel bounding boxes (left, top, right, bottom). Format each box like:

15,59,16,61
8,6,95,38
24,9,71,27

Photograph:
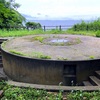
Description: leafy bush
0,82,62,100
96,30,100,37
0,81,100,100
25,22,41,30
71,18,100,32
67,90,100,100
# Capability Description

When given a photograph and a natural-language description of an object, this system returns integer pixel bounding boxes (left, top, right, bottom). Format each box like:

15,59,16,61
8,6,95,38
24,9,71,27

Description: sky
16,0,100,19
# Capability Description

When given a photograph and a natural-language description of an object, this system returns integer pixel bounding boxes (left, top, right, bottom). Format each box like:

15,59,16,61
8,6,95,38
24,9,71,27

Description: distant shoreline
27,20,93,30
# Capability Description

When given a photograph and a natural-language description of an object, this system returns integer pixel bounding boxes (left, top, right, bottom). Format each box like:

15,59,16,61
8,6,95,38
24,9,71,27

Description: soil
3,34,100,61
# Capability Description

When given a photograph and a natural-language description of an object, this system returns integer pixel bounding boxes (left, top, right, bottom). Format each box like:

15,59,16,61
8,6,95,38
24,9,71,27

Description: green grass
0,29,64,37
0,29,44,37
0,29,98,37
66,29,96,36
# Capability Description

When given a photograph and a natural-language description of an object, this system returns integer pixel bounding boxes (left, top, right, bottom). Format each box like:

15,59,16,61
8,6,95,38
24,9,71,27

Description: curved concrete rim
1,45,100,62
8,80,100,92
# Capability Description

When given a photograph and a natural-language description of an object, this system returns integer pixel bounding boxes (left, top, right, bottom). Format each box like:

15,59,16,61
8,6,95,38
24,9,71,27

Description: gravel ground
3,34,100,61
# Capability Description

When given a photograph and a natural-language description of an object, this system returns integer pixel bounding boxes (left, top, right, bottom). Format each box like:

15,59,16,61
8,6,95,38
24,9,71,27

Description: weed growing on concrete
89,55,95,59
9,50,26,56
33,36,45,42
31,52,51,59
57,57,68,60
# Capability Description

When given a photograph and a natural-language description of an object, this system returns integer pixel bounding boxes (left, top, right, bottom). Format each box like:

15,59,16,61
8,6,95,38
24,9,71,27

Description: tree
0,0,25,30
0,0,6,5
13,3,20,10
25,22,41,30
6,0,21,10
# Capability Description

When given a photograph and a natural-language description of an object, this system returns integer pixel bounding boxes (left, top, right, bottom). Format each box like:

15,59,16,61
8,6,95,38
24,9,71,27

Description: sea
30,20,92,30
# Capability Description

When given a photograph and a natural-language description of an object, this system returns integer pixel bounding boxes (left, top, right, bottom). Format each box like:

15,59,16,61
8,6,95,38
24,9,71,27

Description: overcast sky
16,0,100,19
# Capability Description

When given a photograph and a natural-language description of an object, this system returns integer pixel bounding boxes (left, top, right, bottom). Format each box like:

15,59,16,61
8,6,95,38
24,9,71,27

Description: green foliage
1,86,64,100
1,87,48,100
66,29,96,36
0,29,44,37
0,0,25,30
96,30,100,37
0,81,100,100
67,90,100,100
0,81,7,90
71,18,100,31
0,28,98,37
25,22,41,30
0,81,62,100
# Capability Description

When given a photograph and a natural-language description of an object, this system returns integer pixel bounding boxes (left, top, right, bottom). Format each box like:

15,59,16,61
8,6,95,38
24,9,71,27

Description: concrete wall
1,48,100,86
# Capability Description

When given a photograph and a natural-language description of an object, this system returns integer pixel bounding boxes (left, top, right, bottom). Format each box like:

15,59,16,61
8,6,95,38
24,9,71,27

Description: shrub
96,31,100,37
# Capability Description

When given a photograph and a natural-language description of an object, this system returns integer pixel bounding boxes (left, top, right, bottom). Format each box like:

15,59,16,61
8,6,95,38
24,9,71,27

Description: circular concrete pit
1,34,100,86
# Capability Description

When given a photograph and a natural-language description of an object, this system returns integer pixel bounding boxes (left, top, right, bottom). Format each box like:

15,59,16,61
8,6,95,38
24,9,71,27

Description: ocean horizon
29,19,93,30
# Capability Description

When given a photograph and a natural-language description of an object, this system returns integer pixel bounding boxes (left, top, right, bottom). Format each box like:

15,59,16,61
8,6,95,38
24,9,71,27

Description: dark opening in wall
63,64,76,86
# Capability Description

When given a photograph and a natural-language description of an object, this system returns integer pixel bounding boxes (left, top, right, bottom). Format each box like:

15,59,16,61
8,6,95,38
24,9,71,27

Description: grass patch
89,55,95,59
31,52,51,59
9,50,26,56
33,36,45,42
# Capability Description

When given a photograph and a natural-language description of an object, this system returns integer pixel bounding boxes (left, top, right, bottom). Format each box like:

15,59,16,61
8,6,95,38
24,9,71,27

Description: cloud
16,0,100,18
37,13,41,15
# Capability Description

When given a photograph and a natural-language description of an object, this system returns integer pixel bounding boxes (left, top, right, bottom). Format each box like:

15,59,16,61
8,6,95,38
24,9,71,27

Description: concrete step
0,68,7,81
89,76,100,86
83,81,93,86
95,70,100,79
